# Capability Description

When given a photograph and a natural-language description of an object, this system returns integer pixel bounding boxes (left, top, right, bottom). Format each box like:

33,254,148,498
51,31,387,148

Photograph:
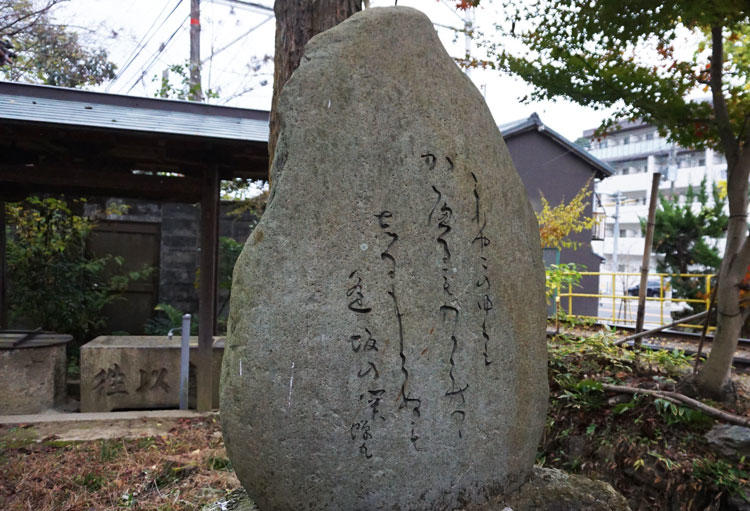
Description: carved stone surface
80,336,224,412
220,6,548,510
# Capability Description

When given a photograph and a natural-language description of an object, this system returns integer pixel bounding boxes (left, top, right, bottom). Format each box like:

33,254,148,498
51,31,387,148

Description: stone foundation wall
159,203,201,314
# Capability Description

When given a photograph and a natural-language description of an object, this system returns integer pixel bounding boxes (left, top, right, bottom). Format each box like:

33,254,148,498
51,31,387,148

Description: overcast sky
50,0,613,141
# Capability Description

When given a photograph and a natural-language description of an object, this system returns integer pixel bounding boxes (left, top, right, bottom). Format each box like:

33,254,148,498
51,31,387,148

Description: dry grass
0,416,241,511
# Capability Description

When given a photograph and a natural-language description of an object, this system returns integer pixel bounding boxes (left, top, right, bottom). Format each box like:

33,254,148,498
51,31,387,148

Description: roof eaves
0,81,270,142
499,112,542,138
0,81,268,120
501,113,613,179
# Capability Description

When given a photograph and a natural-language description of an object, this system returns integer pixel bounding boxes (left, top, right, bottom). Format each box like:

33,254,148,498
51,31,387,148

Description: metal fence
551,271,715,331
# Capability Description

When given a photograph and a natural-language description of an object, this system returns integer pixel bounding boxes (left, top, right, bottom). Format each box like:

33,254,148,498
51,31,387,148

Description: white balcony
615,204,646,224
598,172,653,194
598,236,648,257
669,165,725,189
597,165,726,197
590,137,673,160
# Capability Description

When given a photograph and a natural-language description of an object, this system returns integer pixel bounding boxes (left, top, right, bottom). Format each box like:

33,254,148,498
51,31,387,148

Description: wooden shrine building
0,81,269,411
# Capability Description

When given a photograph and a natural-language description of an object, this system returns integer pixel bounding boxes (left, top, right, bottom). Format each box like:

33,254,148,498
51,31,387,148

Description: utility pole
667,146,677,198
189,0,201,101
463,7,474,78
612,191,621,276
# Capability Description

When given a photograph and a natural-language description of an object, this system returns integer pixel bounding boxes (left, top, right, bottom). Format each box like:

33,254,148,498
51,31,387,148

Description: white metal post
179,313,191,410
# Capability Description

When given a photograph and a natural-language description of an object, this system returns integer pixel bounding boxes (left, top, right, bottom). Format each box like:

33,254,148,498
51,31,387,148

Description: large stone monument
221,7,548,510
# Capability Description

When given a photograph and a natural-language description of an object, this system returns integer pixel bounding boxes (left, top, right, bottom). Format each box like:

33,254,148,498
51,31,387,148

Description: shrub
5,196,151,342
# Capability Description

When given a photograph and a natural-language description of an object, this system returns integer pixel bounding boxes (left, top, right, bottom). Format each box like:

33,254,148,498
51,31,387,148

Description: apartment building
582,120,727,285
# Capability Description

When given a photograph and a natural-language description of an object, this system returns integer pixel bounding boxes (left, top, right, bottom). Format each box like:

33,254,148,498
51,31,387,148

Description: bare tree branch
0,0,64,37
601,383,750,427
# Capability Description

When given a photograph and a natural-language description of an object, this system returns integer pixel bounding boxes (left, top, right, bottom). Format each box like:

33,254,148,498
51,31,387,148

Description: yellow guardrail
548,271,715,331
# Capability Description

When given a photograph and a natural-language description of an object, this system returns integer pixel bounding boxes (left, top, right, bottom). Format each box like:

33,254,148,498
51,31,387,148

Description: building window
646,132,654,141
619,229,627,238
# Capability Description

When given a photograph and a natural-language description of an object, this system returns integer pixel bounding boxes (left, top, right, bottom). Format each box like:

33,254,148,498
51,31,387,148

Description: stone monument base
81,336,223,412
203,468,630,511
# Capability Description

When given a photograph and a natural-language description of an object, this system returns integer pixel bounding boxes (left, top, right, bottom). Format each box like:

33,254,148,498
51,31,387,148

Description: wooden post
0,200,6,330
634,172,661,347
198,168,219,411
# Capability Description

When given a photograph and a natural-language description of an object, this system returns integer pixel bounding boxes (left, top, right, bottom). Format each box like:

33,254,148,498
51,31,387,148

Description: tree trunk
694,25,750,399
696,148,750,398
268,0,363,180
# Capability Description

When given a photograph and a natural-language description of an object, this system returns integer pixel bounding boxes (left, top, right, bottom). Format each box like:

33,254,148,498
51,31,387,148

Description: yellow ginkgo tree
535,184,595,310
536,185,595,251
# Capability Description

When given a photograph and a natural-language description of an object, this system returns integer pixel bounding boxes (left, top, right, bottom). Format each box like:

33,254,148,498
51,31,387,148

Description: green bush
545,262,585,306
5,196,151,342
144,303,199,336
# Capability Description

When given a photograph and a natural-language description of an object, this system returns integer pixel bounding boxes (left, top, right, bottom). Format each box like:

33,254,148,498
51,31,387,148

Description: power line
207,0,273,13
202,11,273,102
126,14,188,94
112,0,184,90
200,14,273,65
108,0,184,92
433,22,464,33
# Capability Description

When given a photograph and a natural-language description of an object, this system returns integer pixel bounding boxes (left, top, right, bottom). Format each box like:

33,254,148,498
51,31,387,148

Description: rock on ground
207,468,631,511
705,424,750,460
486,467,632,511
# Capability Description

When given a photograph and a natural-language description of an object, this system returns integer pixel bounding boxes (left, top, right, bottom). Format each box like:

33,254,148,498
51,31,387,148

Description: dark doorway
88,220,160,334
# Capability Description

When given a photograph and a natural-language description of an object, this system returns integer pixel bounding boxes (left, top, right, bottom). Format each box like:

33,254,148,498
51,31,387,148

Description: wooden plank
92,220,161,235
197,167,219,411
0,124,268,181
0,165,203,202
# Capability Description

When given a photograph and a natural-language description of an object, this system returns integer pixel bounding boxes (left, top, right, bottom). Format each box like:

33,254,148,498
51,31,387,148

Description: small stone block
80,336,223,412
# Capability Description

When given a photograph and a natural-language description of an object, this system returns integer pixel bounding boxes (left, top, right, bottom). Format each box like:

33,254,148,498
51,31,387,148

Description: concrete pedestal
80,336,223,412
0,333,72,415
